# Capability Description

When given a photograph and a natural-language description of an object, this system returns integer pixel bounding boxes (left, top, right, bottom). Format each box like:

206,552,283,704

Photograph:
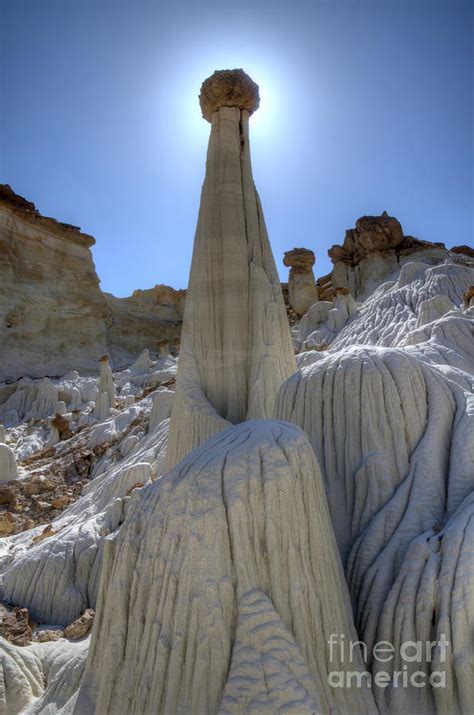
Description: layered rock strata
104,285,184,368
0,185,185,380
0,185,110,381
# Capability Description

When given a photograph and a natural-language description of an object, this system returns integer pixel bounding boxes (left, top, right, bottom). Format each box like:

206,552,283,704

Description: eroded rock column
165,69,296,469
283,247,318,315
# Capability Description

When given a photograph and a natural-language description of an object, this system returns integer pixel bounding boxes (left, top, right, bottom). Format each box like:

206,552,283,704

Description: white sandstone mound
74,420,376,715
298,301,333,343
372,489,474,715
0,442,18,484
164,70,296,470
0,634,88,715
149,388,174,430
416,294,453,327
330,262,473,350
277,346,440,563
297,288,359,351
277,296,474,712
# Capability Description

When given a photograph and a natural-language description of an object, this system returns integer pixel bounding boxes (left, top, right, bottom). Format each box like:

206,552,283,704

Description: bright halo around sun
167,61,279,142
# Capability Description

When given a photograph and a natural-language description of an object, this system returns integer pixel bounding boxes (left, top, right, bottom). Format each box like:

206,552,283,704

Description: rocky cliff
0,185,110,382
104,285,184,367
0,185,184,381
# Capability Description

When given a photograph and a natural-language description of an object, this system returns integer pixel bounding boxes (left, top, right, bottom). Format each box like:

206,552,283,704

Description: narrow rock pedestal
165,69,296,470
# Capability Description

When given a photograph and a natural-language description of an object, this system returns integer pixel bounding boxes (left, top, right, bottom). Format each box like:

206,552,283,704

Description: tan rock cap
199,69,260,122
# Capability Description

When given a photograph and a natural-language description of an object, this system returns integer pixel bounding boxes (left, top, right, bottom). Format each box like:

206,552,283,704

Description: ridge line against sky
1,0,472,297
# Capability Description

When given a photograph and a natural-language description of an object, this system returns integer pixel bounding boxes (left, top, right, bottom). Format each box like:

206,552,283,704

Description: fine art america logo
328,633,450,689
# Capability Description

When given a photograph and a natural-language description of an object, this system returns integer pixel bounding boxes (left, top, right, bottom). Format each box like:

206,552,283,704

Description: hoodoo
165,69,296,469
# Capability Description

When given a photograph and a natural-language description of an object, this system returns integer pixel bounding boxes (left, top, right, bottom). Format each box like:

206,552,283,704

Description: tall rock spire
164,69,296,469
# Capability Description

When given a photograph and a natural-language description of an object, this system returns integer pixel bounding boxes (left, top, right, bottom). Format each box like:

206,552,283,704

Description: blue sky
1,0,472,296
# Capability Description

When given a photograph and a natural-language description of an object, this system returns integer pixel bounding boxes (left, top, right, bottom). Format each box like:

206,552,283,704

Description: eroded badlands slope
0,255,471,715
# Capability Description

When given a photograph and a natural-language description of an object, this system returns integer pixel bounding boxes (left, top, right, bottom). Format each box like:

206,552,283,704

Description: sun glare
160,56,284,150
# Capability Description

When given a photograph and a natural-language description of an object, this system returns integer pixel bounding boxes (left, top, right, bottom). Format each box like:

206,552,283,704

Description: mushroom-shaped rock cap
199,69,260,122
283,248,316,273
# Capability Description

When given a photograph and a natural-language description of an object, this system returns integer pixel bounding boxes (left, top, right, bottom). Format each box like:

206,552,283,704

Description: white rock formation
0,76,472,715
1,423,168,625
0,442,18,483
276,258,474,711
327,306,347,332
330,262,474,350
54,400,67,415
416,294,454,327
145,354,178,389
333,289,358,320
93,392,110,422
297,288,359,351
129,348,151,374
371,489,474,715
0,635,88,715
149,388,174,431
98,356,115,408
74,420,376,715
298,301,333,343
0,378,59,426
165,71,296,470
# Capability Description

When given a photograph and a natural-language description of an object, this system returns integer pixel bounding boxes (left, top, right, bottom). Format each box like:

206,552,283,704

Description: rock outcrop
104,285,184,368
0,185,110,381
330,262,473,350
0,185,185,381
283,247,318,315
75,420,376,715
327,211,466,300
276,258,474,712
164,70,296,470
